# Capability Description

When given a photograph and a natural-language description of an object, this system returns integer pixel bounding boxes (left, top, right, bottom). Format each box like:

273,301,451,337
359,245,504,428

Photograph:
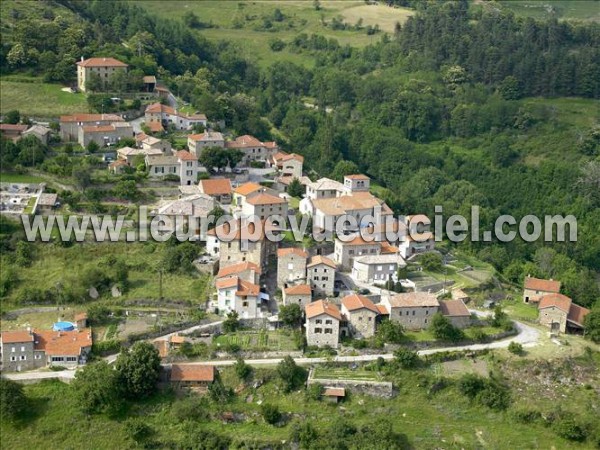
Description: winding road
3,318,540,382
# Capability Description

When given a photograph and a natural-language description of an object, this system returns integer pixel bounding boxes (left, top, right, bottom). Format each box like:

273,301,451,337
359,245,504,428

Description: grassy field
497,1,600,22
312,365,382,381
0,173,45,183
3,354,599,449
1,242,211,309
213,330,300,351
134,1,413,68
0,80,88,117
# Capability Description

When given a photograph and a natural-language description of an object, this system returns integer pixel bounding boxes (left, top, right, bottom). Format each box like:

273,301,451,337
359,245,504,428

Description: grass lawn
312,366,382,381
134,1,413,68
0,173,45,183
213,330,300,351
502,298,540,322
0,80,88,117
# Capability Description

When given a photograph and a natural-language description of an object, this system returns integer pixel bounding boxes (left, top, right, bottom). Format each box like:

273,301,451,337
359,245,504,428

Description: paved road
4,318,539,381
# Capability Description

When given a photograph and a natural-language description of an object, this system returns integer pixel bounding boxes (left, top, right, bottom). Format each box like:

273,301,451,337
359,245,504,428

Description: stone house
151,193,215,240
145,102,207,131
241,192,288,220
343,174,370,192
351,253,406,284
216,276,260,319
198,178,232,204
538,293,590,334
176,150,203,186
277,247,308,288
170,364,215,393
224,134,278,165
187,131,224,157
340,294,379,339
117,146,162,164
59,113,124,142
216,261,261,284
0,124,28,142
23,125,51,145
141,136,172,154
398,214,435,258
523,276,561,304
36,193,58,215
78,122,133,148
381,292,440,330
270,152,304,179
305,300,342,348
334,236,381,271
76,57,128,93
145,154,179,178
283,284,312,307
439,299,471,329
0,328,92,372
307,255,336,297
232,182,264,208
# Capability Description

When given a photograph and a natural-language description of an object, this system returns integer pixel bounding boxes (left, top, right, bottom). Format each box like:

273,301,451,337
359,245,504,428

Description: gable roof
387,292,440,308
0,124,28,132
323,387,345,397
345,174,369,180
60,113,123,123
307,255,336,269
199,178,232,196
216,261,261,278
1,330,34,344
188,131,224,142
170,364,215,382
215,276,259,296
77,57,128,67
376,304,389,315
284,284,312,295
524,277,561,293
305,300,342,320
234,182,263,196
148,121,164,133
226,134,263,148
176,150,197,161
341,294,379,314
313,192,389,216
439,299,470,317
245,193,286,206
277,247,308,258
279,153,304,163
538,293,572,313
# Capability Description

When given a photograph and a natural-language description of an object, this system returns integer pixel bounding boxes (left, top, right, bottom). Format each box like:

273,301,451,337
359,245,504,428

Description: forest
1,1,599,309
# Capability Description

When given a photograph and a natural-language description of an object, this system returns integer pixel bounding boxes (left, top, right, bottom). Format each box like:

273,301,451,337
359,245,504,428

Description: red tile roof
284,284,312,295
199,178,232,196
206,219,283,240
77,57,128,67
170,364,215,382
60,113,123,123
524,277,561,293
148,122,164,133
216,261,261,278
34,329,93,356
439,299,470,317
82,125,116,133
236,279,260,296
538,293,572,313
226,135,263,148
1,330,34,344
305,300,342,320
376,304,389,315
341,294,379,314
176,150,197,161
345,174,369,180
0,124,28,132
567,304,590,327
146,102,175,115
233,182,263,196
307,255,336,269
323,387,345,397
277,247,308,258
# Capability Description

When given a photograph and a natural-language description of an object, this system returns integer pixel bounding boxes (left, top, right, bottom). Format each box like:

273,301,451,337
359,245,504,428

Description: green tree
86,140,99,153
420,253,443,272
330,159,360,181
430,312,464,342
583,308,600,343
279,303,302,328
85,72,103,92
375,319,404,344
277,356,307,392
222,311,240,333
15,241,32,267
234,357,251,381
3,110,20,124
115,341,161,399
0,377,26,420
393,348,420,369
71,361,123,415
287,178,304,198
86,304,111,325
113,180,140,201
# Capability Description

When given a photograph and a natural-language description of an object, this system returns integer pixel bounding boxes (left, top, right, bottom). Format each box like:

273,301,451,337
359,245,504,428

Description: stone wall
307,369,394,398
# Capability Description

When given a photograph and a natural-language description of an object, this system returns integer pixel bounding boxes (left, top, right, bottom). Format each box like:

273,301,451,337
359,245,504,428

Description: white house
215,276,260,319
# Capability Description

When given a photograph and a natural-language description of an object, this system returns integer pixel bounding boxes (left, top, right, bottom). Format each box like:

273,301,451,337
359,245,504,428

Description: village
0,56,593,400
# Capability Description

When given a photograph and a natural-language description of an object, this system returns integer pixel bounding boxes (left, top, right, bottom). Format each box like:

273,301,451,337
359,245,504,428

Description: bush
552,413,589,442
234,357,252,381
394,348,420,369
0,377,26,420
508,342,524,355
261,403,282,425
511,407,542,424
306,383,324,401
277,356,307,393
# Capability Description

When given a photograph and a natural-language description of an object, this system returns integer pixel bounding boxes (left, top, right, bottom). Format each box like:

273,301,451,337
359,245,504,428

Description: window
358,317,363,321
316,319,322,324
314,276,319,281
425,310,429,315
322,277,328,281
349,250,354,255
325,319,332,325
21,346,25,351
243,301,248,307
51,356,63,362
412,310,415,316
19,355,26,361
405,311,409,316
324,328,333,334
11,347,15,353
377,265,383,271
315,327,322,333
389,265,395,270
10,356,16,361
287,263,294,270
35,354,42,360
66,356,77,362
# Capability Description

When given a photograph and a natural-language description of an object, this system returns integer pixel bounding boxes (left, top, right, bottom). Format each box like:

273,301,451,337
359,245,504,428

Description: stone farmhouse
283,284,312,307
277,247,308,288
60,113,124,142
381,292,440,330
0,124,28,142
351,253,406,284
439,300,471,329
187,131,225,156
78,122,133,147
145,102,207,131
225,135,278,165
1,328,92,372
305,300,342,348
340,294,379,339
538,293,590,334
269,151,304,178
169,364,216,393
241,192,288,220
523,276,561,304
76,57,128,92
307,255,337,297
199,178,232,204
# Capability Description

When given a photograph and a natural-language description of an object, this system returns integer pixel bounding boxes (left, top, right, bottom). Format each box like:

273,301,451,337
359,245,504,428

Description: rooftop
199,178,232,196
170,364,215,382
245,193,286,206
284,284,312,295
216,261,262,278
307,255,337,269
387,292,440,308
341,293,379,314
77,57,128,68
439,299,470,317
277,247,308,258
34,329,93,356
538,293,572,313
524,276,561,293
305,300,342,320
1,330,34,344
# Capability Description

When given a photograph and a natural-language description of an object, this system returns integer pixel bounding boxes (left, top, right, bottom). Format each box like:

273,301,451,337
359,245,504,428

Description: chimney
81,56,84,62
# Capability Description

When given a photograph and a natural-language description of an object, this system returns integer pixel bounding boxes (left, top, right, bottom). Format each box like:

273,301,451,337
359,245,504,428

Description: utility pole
158,268,163,300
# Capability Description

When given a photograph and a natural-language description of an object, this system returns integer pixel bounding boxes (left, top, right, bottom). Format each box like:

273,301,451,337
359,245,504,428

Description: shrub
234,357,251,381
261,403,281,425
508,342,524,355
511,407,542,424
477,382,511,410
394,348,420,369
0,377,26,420
552,413,589,442
306,383,324,401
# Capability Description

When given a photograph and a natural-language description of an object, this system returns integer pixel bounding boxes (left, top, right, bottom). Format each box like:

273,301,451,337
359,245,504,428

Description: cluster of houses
523,276,590,334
